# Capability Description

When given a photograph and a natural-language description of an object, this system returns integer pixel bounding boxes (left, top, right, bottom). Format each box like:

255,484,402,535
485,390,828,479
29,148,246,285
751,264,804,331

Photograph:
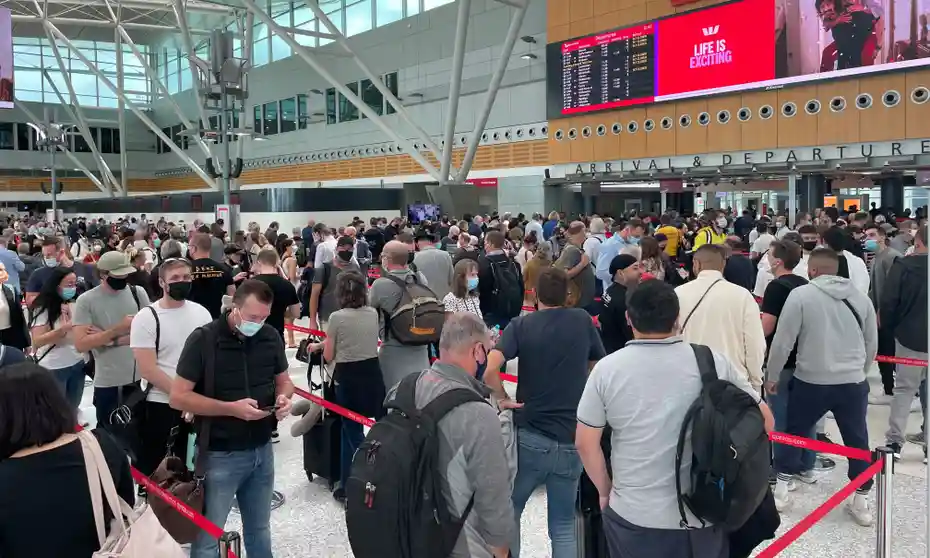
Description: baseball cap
609,254,639,276
96,251,136,276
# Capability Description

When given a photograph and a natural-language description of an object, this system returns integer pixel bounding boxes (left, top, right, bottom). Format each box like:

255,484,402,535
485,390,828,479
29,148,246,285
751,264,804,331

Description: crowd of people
0,201,925,558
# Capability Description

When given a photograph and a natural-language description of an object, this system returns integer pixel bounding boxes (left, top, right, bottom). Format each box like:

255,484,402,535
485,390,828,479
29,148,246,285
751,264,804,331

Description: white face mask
716,218,727,228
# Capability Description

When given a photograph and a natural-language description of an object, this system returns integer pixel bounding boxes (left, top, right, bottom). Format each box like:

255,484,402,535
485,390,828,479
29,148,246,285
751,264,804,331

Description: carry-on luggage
576,427,612,558
301,377,341,489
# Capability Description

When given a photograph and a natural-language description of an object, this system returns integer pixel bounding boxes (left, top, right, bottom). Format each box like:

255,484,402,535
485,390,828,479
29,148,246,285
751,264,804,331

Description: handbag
78,431,186,558
148,323,217,544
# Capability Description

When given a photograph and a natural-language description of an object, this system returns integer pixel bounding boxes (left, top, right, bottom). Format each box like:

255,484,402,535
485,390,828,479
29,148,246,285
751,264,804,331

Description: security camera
835,163,842,169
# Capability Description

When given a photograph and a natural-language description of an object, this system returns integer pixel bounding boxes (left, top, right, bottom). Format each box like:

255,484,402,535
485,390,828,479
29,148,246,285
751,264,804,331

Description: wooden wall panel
570,114,597,163
740,90,779,151
549,0,570,27
570,0,594,21
645,105,675,157
616,3,647,26
646,0,674,19
705,96,743,153
858,74,908,143
593,118,620,162
674,98,708,155
815,79,860,145
549,24,571,43
594,0,619,17
569,18,594,38
776,84,818,147
619,107,647,159
905,69,930,140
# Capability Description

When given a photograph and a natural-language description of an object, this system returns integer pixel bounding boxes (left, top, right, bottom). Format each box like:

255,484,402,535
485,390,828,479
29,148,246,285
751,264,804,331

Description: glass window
325,88,337,124
339,82,359,122
16,69,43,96
70,72,98,96
360,79,383,117
97,96,119,109
253,39,269,66
295,19,317,48
180,68,193,91
0,123,13,150
346,0,372,36
100,128,113,154
209,115,219,130
280,97,297,133
253,105,263,135
29,126,41,151
171,125,183,147
15,123,28,151
406,0,420,17
297,94,309,129
384,72,399,115
272,36,291,61
376,0,403,26
319,9,343,45
112,128,120,154
73,128,92,153
263,101,279,135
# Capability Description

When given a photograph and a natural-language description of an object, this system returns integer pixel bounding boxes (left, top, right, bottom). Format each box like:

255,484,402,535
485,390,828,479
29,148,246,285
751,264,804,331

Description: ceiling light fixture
520,35,537,44
408,92,424,98
521,53,537,60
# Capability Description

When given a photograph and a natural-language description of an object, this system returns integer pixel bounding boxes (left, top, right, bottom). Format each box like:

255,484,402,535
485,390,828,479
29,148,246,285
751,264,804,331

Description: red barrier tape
768,432,873,462
293,386,376,427
756,458,883,558
75,425,237,557
500,372,517,383
875,354,929,367
285,324,327,337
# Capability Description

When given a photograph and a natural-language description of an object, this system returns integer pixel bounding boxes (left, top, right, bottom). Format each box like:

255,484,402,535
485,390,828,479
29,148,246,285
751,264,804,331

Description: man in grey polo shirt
73,250,150,427
576,280,772,558
413,229,454,301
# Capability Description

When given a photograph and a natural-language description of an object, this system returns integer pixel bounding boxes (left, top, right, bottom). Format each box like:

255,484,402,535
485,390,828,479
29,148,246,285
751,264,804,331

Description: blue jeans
336,381,364,490
768,374,815,472
52,360,85,412
511,428,583,558
191,442,275,558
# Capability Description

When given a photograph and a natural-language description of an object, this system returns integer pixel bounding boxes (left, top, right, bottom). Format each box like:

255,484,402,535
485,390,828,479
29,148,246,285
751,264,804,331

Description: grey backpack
383,274,445,346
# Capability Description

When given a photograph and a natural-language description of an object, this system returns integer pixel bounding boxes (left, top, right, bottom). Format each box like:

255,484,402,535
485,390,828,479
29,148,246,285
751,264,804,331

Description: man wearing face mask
774,216,790,240
595,218,645,287
598,254,642,353
171,279,294,558
863,224,902,404
251,249,301,341
309,235,361,332
72,251,151,428
25,236,98,305
129,258,211,476
692,212,728,250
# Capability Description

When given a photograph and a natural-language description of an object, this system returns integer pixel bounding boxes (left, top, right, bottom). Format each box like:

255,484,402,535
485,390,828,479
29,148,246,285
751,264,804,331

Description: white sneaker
910,399,923,413
869,393,893,406
846,493,873,526
773,479,792,511
794,470,819,485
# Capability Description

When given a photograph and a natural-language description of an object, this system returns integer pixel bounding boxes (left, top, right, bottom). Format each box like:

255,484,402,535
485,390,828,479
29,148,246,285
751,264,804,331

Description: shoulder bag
680,279,723,333
148,323,217,544
78,430,186,558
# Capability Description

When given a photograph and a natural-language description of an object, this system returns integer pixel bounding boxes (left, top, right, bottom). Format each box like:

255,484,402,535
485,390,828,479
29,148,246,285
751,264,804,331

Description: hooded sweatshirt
880,253,928,352
766,275,877,386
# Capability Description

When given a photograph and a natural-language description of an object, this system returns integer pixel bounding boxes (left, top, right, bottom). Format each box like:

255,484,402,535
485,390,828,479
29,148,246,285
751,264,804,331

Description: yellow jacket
693,226,726,249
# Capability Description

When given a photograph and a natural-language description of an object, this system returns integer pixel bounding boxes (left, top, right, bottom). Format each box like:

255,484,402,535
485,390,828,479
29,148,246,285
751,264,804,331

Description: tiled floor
78,352,928,557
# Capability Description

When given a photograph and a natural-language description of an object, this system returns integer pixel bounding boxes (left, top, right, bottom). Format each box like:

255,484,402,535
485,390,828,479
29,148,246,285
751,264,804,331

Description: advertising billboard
0,7,11,109
547,0,930,118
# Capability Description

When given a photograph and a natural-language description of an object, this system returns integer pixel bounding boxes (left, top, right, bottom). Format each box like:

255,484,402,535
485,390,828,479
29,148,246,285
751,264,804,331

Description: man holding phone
171,279,294,558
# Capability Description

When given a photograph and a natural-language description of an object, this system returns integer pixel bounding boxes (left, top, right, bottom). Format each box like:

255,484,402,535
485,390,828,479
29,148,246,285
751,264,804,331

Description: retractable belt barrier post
218,531,242,558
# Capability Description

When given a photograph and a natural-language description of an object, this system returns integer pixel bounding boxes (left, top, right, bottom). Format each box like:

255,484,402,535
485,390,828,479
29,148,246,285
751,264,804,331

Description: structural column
581,182,600,216
797,174,826,214
880,175,905,215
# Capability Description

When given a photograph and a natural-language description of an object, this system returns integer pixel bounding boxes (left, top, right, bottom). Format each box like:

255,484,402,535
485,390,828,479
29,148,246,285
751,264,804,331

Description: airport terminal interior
0,0,929,554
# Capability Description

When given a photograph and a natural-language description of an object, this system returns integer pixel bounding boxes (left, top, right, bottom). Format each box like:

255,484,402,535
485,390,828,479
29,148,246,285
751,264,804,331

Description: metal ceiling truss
238,0,530,184
4,0,234,33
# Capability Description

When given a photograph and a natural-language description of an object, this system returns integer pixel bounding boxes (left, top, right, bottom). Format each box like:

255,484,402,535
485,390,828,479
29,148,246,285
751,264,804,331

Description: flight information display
546,0,930,120
559,23,656,114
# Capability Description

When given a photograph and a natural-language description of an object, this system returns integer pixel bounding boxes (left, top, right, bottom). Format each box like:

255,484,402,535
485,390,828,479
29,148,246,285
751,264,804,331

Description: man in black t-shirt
250,249,300,341
188,233,235,319
599,254,641,354
761,239,823,477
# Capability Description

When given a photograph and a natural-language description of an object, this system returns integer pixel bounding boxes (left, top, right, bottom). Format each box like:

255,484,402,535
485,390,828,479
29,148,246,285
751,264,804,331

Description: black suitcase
301,374,342,489
576,428,612,558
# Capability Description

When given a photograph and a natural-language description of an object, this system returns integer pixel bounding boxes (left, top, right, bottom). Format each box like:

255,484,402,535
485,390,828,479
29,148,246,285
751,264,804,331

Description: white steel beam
235,11,253,162
457,3,528,182
171,0,215,154
43,20,219,189
12,14,223,34
440,0,471,184
304,0,447,168
117,24,213,159
242,0,443,182
38,0,232,13
13,96,110,194
114,25,129,198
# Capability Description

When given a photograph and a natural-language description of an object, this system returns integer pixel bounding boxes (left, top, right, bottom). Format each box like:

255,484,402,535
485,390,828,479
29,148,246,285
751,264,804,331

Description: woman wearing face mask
28,268,85,411
442,259,483,319
0,262,28,353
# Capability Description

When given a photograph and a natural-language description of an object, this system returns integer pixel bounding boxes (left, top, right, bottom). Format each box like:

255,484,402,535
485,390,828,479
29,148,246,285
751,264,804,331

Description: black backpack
675,344,770,532
295,239,309,268
488,256,523,319
346,372,488,558
382,273,445,345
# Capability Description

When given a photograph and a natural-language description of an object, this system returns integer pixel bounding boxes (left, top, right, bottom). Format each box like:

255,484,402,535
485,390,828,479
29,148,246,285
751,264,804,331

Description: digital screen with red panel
546,0,930,119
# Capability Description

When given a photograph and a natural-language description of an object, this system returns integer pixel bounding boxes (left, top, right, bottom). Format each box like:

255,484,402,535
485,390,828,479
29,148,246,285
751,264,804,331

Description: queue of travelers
0,203,925,558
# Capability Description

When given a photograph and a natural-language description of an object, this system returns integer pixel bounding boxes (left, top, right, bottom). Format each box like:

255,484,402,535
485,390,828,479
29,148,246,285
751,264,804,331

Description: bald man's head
382,240,410,267
692,244,726,274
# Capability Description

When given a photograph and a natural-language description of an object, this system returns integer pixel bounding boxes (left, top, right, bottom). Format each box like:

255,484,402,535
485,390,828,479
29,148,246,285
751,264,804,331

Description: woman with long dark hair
0,362,134,558
0,262,30,352
28,267,85,411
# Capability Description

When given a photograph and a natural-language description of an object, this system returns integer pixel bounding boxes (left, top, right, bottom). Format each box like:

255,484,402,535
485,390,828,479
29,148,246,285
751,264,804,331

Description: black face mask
407,252,416,264
802,241,818,251
166,281,192,301
337,250,353,262
106,276,128,291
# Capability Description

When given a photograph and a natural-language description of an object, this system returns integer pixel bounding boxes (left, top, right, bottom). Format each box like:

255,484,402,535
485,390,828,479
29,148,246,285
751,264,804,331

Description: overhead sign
465,178,499,187
546,0,930,118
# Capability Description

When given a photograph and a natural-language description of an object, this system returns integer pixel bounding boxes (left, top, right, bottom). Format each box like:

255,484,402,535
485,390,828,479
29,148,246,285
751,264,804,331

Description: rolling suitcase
301,363,342,489
576,428,612,558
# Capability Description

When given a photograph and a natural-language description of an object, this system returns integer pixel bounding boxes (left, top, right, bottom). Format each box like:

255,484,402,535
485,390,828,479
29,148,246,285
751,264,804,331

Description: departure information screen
546,0,930,119
559,23,656,114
